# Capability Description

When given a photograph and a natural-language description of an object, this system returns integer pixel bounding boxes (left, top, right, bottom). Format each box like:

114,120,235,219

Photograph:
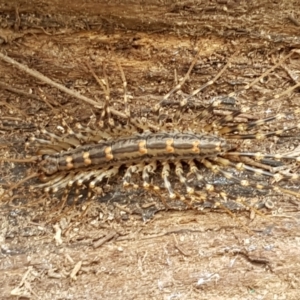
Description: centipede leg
161,162,176,200
172,160,197,208
142,161,157,189
115,58,130,119
89,167,120,189
123,163,145,189
179,59,231,111
209,156,300,199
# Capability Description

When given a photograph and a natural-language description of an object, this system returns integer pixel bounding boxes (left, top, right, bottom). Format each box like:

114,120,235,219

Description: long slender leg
179,60,231,109
226,151,300,168
202,157,300,199
216,114,285,135
193,51,298,134
86,62,114,128
217,155,300,183
153,54,199,114
115,58,130,118
225,123,300,140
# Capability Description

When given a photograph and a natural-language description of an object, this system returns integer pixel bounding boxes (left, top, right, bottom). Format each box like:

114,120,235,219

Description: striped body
39,132,230,175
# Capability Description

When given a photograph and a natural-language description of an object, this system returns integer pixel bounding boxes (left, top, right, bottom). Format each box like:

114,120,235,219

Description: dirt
1,1,300,299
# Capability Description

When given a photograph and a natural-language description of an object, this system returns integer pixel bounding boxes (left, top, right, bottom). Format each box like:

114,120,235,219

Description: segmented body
39,132,229,175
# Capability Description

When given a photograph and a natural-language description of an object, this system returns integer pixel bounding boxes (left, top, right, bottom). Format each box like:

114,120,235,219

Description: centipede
1,48,300,220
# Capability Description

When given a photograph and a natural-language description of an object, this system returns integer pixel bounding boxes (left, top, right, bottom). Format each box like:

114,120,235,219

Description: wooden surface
1,1,300,299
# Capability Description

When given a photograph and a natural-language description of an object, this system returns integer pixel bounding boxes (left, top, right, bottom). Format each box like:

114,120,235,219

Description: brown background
1,1,300,299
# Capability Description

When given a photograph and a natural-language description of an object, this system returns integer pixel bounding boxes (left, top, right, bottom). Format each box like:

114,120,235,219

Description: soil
1,1,300,299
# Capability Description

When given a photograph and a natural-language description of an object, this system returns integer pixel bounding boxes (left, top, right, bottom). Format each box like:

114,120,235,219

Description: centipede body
38,132,228,176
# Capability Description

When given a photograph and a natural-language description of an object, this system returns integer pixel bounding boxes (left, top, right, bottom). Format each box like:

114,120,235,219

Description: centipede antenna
0,156,39,163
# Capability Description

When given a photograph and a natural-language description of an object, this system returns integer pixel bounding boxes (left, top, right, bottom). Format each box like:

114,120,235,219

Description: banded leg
161,161,176,200
40,170,99,195
216,114,285,135
141,161,175,209
115,58,130,118
225,123,300,140
179,59,231,110
45,131,81,148
44,173,75,193
214,156,300,182
153,54,199,114
201,158,271,195
38,167,120,196
174,161,194,195
187,160,204,182
75,123,111,141
28,135,71,153
29,127,84,154
185,51,298,134
89,167,120,188
123,163,145,189
142,161,158,189
203,157,300,200
226,151,300,167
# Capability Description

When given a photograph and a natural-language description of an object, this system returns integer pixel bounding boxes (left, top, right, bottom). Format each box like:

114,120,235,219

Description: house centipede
1,49,300,218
